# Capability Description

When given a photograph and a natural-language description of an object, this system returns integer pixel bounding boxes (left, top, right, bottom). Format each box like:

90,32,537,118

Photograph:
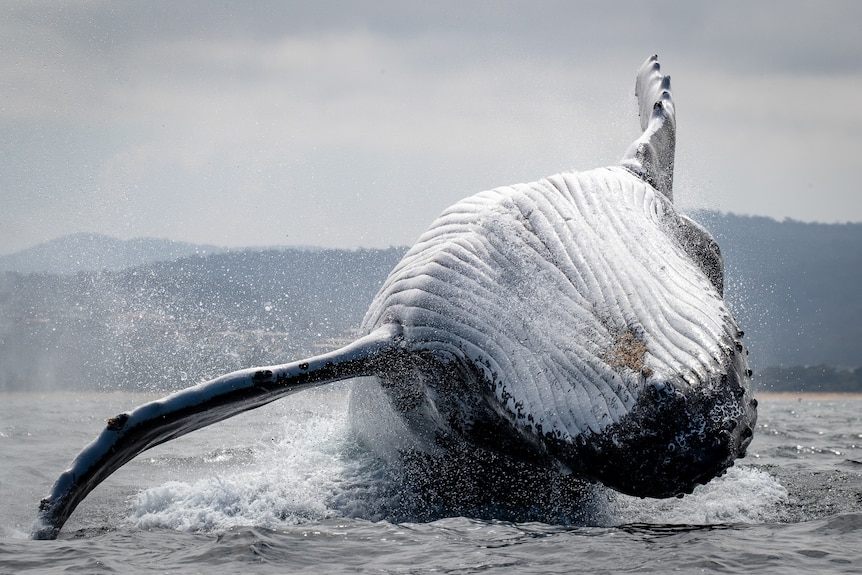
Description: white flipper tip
620,55,677,200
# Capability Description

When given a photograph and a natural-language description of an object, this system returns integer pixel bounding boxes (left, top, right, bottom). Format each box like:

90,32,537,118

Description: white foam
609,466,788,525
125,386,784,533
126,393,364,532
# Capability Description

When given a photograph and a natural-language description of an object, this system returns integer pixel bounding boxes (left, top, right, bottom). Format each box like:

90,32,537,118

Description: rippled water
1,389,861,574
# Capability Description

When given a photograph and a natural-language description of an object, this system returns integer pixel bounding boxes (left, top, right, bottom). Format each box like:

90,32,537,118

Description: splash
609,466,788,525
123,385,782,533
125,388,400,532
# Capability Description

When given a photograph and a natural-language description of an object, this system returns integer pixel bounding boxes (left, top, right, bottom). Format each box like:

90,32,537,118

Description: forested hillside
2,212,860,393
697,212,861,370
0,248,405,391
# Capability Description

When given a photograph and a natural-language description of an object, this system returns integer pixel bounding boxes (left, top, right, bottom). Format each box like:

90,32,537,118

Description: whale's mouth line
376,327,756,501
367,346,757,508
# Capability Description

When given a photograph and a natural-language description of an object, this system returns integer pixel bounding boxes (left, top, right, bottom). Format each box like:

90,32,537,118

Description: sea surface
1,387,860,574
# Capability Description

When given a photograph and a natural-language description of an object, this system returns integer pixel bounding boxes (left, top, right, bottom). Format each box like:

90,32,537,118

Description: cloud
2,1,862,253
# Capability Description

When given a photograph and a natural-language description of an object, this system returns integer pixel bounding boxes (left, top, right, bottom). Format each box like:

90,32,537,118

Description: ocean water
1,387,860,574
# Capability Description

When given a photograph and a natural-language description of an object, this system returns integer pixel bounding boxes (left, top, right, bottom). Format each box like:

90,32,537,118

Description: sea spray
610,466,788,525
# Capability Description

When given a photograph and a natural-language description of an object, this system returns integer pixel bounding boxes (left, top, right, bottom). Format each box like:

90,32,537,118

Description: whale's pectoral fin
620,54,676,201
31,323,405,540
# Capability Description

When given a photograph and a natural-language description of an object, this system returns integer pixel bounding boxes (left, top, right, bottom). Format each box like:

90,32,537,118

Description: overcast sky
2,1,860,254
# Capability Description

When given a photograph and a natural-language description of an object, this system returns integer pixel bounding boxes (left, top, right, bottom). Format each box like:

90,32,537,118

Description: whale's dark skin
32,56,756,540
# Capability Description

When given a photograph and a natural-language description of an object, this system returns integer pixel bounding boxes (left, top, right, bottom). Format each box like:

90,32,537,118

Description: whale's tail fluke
31,323,405,540
620,54,676,201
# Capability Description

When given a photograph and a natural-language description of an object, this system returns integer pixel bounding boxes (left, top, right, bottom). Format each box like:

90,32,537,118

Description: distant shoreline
3,390,862,402
755,391,862,401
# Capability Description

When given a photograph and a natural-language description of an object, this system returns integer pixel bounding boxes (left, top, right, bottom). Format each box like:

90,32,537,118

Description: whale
32,55,756,539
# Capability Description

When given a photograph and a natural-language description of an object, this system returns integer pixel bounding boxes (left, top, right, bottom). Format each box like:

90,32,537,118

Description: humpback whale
32,55,756,539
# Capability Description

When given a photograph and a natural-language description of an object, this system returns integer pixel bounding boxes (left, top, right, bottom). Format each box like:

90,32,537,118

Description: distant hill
1,214,860,393
0,247,406,392
0,233,231,274
694,212,862,371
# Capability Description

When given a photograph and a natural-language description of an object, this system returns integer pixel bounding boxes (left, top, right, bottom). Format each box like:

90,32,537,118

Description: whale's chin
350,340,756,501
562,365,757,498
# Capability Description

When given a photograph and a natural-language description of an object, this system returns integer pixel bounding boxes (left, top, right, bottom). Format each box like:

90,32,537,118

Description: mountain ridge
0,233,229,274
1,213,859,391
